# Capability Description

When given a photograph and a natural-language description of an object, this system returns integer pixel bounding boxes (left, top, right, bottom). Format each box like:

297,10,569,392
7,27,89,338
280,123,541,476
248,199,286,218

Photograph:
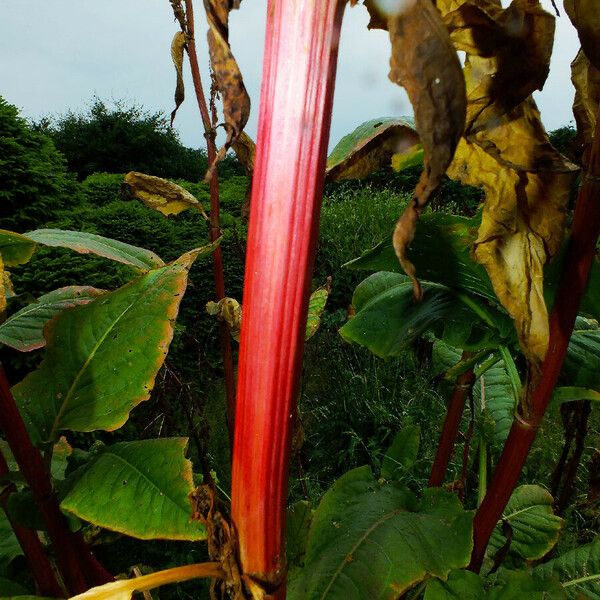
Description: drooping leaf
288,466,473,599
571,49,600,149
203,0,250,159
13,254,198,444
230,131,256,176
562,316,600,389
0,286,105,351
487,570,566,600
287,501,312,570
170,31,187,125
488,485,563,562
305,279,331,341
326,118,419,181
61,438,205,540
534,536,600,599
340,272,509,357
380,425,420,479
206,297,242,341
564,0,600,70
122,172,207,218
0,230,36,267
423,569,484,600
552,386,600,405
24,229,164,271
380,0,466,300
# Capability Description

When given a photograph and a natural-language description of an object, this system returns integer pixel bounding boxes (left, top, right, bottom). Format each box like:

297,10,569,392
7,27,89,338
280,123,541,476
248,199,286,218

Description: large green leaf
326,118,419,181
0,578,30,597
0,287,105,351
340,272,509,356
380,425,420,480
24,229,164,271
423,569,484,600
13,256,196,444
487,570,566,600
288,466,473,599
287,501,312,570
562,316,600,390
431,339,462,378
488,485,563,562
0,512,21,570
534,537,600,599
0,231,36,267
60,438,204,541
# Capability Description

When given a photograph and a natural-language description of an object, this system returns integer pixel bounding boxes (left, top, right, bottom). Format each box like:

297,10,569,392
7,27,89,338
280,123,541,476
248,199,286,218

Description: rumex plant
1,0,600,599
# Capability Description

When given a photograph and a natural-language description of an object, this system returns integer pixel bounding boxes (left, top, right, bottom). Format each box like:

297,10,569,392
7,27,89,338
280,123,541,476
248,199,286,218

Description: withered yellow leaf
231,130,256,176
206,297,242,341
0,256,14,316
564,0,600,70
572,49,600,149
170,31,187,125
385,0,466,298
123,172,207,218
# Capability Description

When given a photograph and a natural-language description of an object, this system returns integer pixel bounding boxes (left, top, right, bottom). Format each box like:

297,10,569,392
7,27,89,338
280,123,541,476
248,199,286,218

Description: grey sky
0,1,580,151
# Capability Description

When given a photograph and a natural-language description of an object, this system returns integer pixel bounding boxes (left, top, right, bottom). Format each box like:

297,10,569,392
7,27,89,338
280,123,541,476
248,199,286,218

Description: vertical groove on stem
230,1,345,595
428,352,475,487
0,366,112,594
469,106,600,571
0,450,65,598
184,0,236,445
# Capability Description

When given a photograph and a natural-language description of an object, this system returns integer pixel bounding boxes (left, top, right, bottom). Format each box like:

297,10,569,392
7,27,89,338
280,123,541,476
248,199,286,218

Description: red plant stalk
230,1,345,595
469,108,600,571
184,0,236,443
0,366,112,594
428,352,475,487
0,450,64,598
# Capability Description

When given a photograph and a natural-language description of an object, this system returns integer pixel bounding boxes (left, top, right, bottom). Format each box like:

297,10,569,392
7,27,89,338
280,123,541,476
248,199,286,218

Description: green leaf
340,272,507,357
488,485,563,562
552,386,600,405
562,316,600,390
13,258,195,444
0,578,29,596
0,231,36,267
431,339,462,378
534,537,600,599
423,569,484,600
288,466,473,599
0,287,105,351
287,501,312,569
60,438,205,541
305,281,330,341
0,511,22,570
381,425,420,480
326,118,419,181
487,570,566,600
344,213,499,305
24,229,164,271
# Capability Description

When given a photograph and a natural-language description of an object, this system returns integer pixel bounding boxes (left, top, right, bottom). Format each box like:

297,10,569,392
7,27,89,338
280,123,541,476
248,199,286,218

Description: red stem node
230,1,345,596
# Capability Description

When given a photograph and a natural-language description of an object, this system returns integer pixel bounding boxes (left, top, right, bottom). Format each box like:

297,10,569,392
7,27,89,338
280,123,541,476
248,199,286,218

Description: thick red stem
0,450,65,598
0,366,112,594
429,352,475,487
469,109,600,571
184,0,236,445
230,1,345,596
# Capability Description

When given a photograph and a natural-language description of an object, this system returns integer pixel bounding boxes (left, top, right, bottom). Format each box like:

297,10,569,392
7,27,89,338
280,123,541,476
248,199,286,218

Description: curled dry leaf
206,297,242,341
564,0,600,70
123,172,208,219
170,31,187,125
376,0,466,299
203,0,250,160
0,257,14,315
572,49,600,149
326,118,420,181
231,131,256,218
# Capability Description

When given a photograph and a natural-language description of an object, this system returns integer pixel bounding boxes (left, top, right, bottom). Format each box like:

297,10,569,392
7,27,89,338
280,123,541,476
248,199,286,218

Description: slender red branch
184,0,236,445
230,2,345,596
0,450,65,598
469,107,600,571
429,352,475,487
0,366,112,594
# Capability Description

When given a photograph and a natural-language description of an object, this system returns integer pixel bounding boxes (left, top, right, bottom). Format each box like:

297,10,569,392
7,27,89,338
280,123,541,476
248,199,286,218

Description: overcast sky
0,1,580,150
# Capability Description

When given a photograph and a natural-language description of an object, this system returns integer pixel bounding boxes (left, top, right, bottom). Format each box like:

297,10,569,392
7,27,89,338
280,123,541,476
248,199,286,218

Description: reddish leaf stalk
230,1,345,595
428,351,475,487
469,109,600,571
184,0,236,443
0,366,112,595
0,450,64,598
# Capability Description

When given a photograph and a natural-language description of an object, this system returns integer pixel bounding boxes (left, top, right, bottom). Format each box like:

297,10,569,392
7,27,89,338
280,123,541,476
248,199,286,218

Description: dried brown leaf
230,130,256,176
170,31,187,126
564,0,600,70
123,172,207,218
572,49,600,149
203,0,250,155
385,0,466,298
